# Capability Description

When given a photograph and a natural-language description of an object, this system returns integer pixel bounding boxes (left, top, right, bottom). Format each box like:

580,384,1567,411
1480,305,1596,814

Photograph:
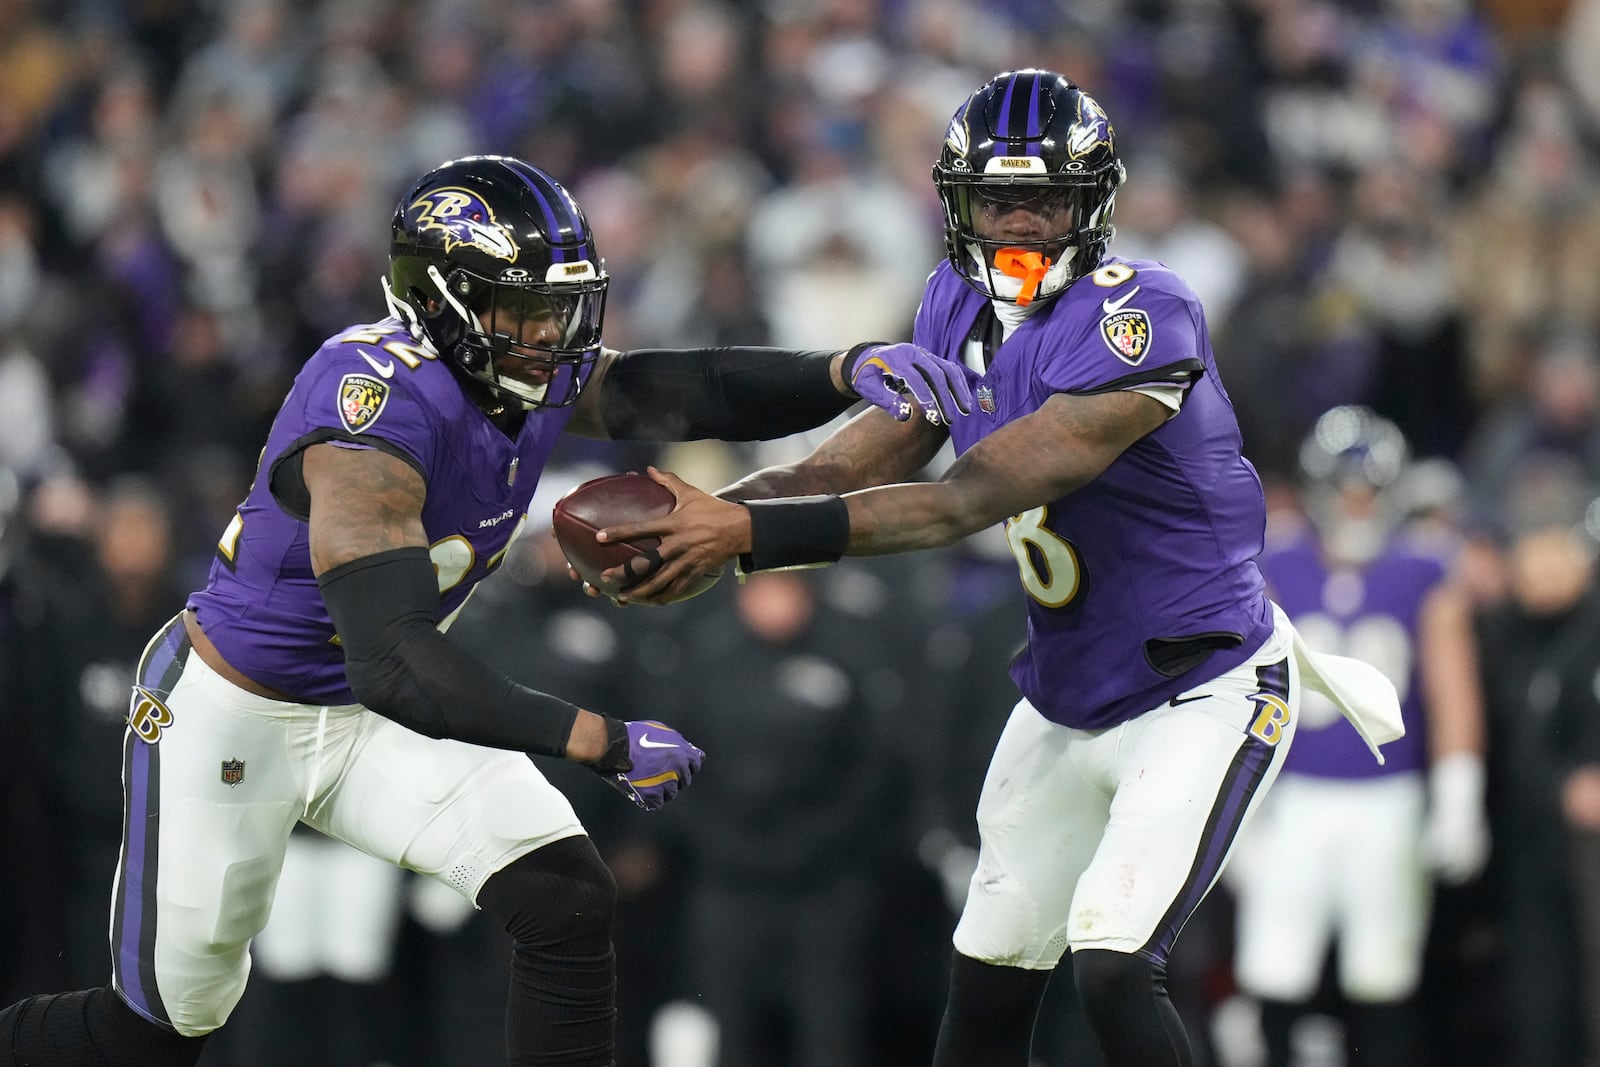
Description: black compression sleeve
598,346,853,441
317,547,580,758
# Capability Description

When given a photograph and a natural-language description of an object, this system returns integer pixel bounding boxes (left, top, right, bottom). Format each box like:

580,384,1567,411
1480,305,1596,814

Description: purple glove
845,342,974,426
591,718,705,812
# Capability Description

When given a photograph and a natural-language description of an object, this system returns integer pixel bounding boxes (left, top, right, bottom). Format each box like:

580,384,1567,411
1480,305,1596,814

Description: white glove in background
1421,751,1490,885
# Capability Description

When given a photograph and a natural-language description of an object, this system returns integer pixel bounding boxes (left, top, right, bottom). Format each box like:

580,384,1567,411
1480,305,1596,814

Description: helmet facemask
936,172,1121,305
410,262,606,409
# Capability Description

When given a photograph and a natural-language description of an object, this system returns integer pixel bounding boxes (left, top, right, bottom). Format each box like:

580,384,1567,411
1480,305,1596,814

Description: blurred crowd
6,0,1600,1063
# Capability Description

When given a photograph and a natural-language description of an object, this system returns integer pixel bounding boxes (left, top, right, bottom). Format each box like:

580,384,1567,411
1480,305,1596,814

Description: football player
0,155,972,1067
1228,406,1488,1066
583,70,1404,1067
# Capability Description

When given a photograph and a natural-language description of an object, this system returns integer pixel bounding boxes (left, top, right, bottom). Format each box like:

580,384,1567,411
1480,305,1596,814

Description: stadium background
3,0,1600,1063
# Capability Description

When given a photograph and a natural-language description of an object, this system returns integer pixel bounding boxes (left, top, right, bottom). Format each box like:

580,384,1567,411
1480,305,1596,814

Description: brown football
551,473,722,602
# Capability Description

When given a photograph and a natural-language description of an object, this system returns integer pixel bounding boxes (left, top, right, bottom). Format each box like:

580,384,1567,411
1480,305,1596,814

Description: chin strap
379,275,427,341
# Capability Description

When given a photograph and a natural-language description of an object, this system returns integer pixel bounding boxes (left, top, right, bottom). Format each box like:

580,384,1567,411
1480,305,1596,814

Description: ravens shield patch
338,373,390,433
1099,309,1153,366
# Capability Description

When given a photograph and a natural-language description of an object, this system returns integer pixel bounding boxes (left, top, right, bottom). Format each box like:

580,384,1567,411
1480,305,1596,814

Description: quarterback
590,70,1404,1066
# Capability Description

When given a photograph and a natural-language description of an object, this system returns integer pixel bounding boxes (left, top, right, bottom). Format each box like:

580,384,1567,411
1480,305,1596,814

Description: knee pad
475,837,619,1064
476,834,616,949
0,987,207,1067
953,868,1067,970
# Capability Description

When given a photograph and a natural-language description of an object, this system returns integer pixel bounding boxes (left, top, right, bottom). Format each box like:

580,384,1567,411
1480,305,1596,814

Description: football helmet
1298,405,1410,564
388,155,608,409
933,69,1125,306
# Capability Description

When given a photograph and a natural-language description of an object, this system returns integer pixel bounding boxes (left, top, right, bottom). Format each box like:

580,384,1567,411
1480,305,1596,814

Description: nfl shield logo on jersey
977,385,996,415
1099,309,1153,365
220,758,246,787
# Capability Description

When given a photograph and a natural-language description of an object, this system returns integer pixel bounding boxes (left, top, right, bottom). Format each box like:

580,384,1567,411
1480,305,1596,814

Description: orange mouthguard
993,247,1053,306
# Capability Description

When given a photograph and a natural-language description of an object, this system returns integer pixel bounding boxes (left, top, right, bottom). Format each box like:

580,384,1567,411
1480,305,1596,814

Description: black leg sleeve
1346,998,1423,1067
476,836,619,1067
0,986,206,1067
1073,948,1194,1067
931,952,1053,1067
1258,996,1298,1067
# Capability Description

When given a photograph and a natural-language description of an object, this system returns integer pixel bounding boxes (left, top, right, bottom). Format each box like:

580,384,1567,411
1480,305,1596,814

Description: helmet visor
471,276,607,408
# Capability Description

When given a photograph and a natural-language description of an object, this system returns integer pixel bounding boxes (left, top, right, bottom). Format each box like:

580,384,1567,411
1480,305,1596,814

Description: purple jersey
188,317,577,703
1261,531,1442,778
916,257,1273,729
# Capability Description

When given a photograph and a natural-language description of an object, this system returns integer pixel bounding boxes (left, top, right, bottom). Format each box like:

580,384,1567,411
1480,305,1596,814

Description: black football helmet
388,155,608,409
933,69,1125,305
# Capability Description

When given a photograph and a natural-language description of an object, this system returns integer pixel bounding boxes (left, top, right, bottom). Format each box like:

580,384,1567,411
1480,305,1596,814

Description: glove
1421,751,1490,885
845,342,974,426
589,716,705,812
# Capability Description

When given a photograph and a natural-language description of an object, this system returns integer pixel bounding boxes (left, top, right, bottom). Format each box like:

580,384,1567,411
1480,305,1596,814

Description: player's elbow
343,652,448,738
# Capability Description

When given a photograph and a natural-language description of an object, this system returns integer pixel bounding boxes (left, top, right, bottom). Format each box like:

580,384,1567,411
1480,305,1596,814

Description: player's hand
589,716,705,812
845,342,973,426
1421,752,1489,885
596,468,745,605
563,557,626,604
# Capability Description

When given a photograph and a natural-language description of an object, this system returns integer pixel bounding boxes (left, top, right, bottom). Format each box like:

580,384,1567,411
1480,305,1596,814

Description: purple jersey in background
916,256,1273,729
1261,531,1441,779
189,317,578,703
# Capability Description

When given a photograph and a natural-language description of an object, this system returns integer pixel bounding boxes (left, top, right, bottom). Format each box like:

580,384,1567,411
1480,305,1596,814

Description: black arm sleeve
598,346,854,441
317,547,580,758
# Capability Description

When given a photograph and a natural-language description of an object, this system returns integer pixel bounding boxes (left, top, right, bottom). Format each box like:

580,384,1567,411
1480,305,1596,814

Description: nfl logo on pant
220,759,246,787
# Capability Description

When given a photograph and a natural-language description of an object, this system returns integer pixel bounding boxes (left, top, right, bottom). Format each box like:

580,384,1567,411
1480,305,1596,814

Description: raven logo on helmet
410,188,518,262
1067,94,1112,160
945,112,970,160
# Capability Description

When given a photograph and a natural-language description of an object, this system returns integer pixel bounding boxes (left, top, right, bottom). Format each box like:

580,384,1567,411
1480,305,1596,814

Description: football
551,473,723,602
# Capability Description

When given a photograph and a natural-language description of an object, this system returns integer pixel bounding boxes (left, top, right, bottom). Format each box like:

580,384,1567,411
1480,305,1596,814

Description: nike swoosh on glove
845,341,974,426
593,718,706,812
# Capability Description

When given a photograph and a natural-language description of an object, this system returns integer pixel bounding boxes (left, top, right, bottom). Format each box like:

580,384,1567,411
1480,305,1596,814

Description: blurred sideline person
29,479,191,989
1474,468,1600,1066
0,154,970,1067
1226,406,1488,1067
655,566,915,1067
580,71,1404,1067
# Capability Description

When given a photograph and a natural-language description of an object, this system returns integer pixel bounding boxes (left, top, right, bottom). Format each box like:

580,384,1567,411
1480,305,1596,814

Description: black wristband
840,341,890,394
739,495,850,573
589,715,633,775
